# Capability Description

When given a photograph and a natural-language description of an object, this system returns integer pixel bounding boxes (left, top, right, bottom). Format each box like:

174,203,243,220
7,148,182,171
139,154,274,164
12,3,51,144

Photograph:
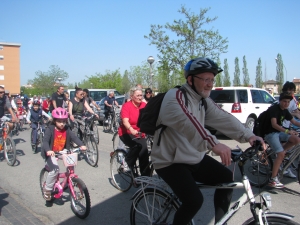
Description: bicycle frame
131,144,295,225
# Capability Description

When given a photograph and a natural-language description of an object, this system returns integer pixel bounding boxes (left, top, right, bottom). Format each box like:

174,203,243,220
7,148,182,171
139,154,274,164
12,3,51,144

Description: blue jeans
265,132,290,153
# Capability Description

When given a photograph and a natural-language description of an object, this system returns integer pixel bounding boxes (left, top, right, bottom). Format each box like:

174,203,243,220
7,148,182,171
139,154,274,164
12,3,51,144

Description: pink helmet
52,107,68,119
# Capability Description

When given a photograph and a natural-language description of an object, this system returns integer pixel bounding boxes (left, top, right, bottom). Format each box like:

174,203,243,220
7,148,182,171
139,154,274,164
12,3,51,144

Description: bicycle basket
62,153,78,167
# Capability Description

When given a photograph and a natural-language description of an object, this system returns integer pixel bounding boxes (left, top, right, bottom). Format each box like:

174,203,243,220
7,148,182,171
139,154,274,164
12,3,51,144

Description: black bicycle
73,114,99,167
103,105,120,133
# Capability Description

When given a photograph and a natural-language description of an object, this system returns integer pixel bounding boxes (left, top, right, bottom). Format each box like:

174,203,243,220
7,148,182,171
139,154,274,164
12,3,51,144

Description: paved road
0,126,300,225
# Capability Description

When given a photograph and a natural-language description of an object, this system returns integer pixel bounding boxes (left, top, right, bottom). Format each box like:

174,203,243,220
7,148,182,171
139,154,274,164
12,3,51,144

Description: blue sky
1,0,299,86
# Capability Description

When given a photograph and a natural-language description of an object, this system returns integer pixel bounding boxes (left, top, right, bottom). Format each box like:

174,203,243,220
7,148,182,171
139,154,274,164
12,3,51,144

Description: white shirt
282,97,298,128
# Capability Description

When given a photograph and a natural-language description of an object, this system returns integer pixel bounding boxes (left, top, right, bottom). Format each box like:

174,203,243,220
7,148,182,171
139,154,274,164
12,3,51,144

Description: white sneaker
283,168,296,178
122,161,131,172
268,176,284,188
105,120,108,123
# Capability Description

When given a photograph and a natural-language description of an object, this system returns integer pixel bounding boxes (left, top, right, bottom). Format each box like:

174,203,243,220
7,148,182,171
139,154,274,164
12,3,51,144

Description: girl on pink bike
41,107,87,201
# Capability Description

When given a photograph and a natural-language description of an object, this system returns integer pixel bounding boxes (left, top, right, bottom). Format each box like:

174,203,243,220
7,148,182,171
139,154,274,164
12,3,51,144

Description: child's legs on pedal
156,163,203,225
265,132,289,178
45,156,59,191
31,123,38,144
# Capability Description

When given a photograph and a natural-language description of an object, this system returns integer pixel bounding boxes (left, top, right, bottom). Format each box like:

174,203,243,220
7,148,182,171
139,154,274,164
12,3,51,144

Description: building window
0,65,3,70
0,56,3,60
0,75,4,80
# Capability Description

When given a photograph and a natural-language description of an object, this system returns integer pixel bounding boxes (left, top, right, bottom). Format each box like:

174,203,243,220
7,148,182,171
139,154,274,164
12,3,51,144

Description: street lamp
147,56,155,89
275,58,287,82
57,77,62,85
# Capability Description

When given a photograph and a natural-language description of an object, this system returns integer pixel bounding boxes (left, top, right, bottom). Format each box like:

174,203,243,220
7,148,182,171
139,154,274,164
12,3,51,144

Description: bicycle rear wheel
242,147,273,187
4,136,16,166
69,177,91,219
110,149,133,192
85,135,99,167
130,188,193,225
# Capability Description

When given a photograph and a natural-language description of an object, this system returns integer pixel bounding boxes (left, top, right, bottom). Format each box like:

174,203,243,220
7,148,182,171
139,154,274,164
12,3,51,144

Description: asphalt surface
0,125,300,225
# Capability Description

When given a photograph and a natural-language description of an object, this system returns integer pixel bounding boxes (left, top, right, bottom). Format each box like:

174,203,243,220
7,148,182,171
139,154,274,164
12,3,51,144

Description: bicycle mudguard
264,212,294,220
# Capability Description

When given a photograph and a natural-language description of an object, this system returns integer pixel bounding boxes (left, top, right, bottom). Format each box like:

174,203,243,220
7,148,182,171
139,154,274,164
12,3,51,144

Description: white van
67,89,121,104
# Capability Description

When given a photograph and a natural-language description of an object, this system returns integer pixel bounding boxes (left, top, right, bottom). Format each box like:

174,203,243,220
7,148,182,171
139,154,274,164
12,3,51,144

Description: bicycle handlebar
231,140,262,163
55,148,81,156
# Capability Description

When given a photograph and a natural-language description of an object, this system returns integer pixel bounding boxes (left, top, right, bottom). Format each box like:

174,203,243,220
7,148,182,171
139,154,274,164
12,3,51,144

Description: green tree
215,58,223,87
233,57,241,86
120,70,132,94
255,58,263,88
30,65,69,96
223,58,231,86
242,56,250,87
276,53,284,92
145,6,228,82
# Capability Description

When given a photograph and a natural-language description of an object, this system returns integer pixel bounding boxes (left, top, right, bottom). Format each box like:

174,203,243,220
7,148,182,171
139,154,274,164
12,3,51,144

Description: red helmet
52,107,68,119
32,100,40,106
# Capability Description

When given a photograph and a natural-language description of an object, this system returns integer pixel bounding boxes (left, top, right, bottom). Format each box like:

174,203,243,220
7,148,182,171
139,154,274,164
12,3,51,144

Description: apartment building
0,42,21,96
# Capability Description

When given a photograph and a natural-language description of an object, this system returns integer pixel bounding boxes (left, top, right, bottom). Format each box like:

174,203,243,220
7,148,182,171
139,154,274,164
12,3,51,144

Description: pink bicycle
39,148,91,219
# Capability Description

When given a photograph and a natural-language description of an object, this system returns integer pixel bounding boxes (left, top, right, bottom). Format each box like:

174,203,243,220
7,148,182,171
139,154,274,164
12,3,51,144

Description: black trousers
156,155,233,225
120,133,150,176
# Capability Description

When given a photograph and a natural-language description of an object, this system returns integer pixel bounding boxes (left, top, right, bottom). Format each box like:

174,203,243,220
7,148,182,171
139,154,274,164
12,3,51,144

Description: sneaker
122,161,131,172
105,120,108,123
268,176,284,188
283,168,296,178
43,188,52,201
31,144,36,152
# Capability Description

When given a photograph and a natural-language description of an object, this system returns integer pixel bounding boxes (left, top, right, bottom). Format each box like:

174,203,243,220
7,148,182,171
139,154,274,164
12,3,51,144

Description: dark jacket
41,124,84,160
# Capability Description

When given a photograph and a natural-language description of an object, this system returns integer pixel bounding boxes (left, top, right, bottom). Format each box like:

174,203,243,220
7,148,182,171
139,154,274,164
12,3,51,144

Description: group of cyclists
1,57,300,224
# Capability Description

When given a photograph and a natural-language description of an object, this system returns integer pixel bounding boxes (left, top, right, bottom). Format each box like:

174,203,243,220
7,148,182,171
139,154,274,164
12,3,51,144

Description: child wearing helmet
16,99,26,128
26,100,51,152
41,107,87,201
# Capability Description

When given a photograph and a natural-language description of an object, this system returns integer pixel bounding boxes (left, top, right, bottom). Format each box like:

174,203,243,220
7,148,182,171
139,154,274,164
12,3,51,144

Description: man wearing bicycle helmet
42,107,86,201
26,100,51,152
151,57,266,224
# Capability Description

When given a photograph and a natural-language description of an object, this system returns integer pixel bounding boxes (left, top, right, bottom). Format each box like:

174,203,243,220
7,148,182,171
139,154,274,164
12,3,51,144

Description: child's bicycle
39,148,91,219
0,117,17,166
30,121,45,153
130,140,299,225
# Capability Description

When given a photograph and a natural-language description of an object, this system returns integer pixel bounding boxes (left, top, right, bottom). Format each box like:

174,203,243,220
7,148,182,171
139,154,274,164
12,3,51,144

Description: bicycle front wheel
39,168,54,202
69,177,91,219
130,188,193,225
242,148,273,188
4,136,16,166
243,216,300,225
85,135,99,167
110,150,133,192
92,123,99,144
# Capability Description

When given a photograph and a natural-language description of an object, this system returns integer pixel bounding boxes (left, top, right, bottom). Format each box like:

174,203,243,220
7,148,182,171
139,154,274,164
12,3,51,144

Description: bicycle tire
243,216,300,225
298,164,300,182
130,188,193,225
291,155,300,170
92,123,99,144
69,177,91,219
103,116,110,132
4,136,17,166
112,132,126,151
85,135,99,167
39,168,54,202
242,146,273,187
110,150,133,192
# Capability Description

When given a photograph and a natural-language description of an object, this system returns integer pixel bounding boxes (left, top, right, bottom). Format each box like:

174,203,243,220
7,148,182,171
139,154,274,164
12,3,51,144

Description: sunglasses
0,91,5,94
146,92,152,94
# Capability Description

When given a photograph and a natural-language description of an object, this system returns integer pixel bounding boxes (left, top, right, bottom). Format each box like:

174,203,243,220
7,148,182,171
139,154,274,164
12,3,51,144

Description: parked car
206,87,276,134
68,89,121,104
97,95,125,124
274,95,279,101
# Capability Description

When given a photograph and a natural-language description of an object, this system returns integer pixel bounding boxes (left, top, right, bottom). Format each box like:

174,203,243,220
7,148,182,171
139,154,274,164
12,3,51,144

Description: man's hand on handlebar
248,136,266,151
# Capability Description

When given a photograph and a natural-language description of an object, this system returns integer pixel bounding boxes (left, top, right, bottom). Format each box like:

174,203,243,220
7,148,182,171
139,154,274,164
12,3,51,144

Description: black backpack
138,86,208,146
137,86,187,136
253,101,279,138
